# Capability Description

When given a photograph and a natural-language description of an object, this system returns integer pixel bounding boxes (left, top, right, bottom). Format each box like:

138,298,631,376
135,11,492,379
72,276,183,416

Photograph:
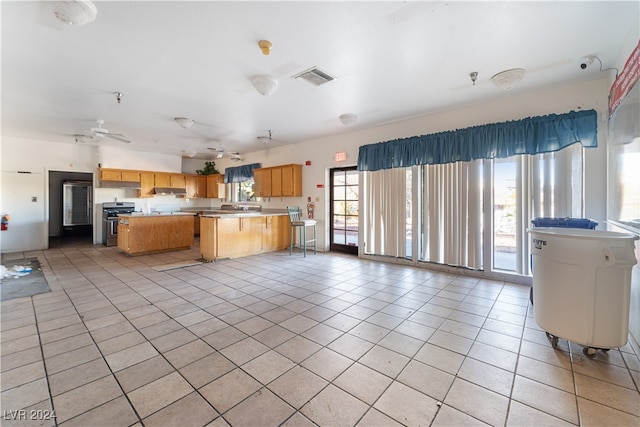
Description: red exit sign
335,151,347,162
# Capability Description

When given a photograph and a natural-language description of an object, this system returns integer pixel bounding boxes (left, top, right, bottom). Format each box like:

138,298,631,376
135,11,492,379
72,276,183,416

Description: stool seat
287,207,317,257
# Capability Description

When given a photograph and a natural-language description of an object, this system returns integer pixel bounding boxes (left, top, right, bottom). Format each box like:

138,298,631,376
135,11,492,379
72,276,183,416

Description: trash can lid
527,227,639,241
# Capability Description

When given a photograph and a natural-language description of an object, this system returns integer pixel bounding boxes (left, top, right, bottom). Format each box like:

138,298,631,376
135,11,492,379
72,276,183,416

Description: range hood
100,181,141,189
153,187,187,195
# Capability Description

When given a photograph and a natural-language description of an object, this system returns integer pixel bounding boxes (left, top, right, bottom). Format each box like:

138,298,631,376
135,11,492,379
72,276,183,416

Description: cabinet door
281,164,302,196
121,170,141,182
100,169,122,181
271,168,283,197
170,174,186,188
185,175,197,197
154,173,171,187
206,174,224,198
139,172,155,198
216,217,261,258
196,176,207,197
254,169,272,197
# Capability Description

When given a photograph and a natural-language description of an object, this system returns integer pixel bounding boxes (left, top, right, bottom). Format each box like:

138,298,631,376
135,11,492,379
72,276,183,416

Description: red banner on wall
609,40,640,115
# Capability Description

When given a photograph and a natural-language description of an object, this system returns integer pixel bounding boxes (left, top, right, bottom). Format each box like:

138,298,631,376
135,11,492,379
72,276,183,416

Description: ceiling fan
257,129,274,144
75,119,131,144
205,141,242,160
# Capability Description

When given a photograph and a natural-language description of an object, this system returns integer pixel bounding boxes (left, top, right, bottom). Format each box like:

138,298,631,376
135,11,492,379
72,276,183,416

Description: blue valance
224,163,262,183
357,109,598,171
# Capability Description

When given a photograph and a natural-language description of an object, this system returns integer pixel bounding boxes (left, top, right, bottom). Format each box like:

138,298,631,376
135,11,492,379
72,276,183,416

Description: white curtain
362,168,407,257
518,145,583,275
421,160,483,269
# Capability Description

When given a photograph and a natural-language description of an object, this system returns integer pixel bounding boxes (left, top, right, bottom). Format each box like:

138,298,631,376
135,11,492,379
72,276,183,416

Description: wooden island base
199,214,290,261
117,214,195,256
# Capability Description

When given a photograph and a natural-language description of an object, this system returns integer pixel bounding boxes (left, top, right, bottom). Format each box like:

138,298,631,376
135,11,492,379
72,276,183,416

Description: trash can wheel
545,332,558,348
583,347,597,358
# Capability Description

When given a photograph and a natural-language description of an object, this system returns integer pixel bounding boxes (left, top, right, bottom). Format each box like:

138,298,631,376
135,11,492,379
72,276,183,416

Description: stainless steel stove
102,202,135,246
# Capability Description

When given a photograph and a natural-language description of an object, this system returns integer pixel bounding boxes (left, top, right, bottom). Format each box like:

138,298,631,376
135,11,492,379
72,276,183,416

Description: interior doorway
49,171,94,248
329,166,358,254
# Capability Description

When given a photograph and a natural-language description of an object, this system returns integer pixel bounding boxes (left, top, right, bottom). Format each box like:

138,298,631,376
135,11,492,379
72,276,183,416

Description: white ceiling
2,1,638,159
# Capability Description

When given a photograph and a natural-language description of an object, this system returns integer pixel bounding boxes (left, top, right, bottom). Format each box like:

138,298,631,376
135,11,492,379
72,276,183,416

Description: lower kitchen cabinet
200,214,290,261
117,214,194,255
262,215,290,252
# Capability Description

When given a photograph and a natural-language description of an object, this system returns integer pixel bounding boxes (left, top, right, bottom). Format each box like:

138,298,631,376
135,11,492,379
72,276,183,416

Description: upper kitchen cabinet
155,173,186,188
139,172,154,198
254,164,302,197
253,168,271,198
206,174,225,198
280,164,301,196
185,175,207,198
99,168,141,182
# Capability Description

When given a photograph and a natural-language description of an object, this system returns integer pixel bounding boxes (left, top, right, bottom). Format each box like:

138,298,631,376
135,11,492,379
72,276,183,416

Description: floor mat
1,258,50,301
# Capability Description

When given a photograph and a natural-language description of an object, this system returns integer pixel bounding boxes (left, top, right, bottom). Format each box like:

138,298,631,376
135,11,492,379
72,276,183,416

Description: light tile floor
1,241,639,426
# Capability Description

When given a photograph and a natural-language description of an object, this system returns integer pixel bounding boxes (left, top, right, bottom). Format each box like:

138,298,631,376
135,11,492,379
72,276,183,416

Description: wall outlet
32,196,37,202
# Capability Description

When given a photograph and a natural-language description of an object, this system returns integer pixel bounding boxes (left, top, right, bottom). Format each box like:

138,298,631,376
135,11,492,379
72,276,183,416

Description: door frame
329,166,358,255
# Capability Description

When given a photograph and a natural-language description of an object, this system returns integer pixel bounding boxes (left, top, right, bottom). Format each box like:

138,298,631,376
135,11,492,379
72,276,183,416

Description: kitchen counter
200,210,288,218
123,212,196,217
117,213,194,255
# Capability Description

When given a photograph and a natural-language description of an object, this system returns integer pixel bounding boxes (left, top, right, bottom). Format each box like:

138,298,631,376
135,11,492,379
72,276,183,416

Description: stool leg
313,224,317,254
302,226,306,257
289,226,293,255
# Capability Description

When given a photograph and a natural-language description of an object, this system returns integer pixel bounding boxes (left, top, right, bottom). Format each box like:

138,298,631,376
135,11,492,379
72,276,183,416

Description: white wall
2,77,609,253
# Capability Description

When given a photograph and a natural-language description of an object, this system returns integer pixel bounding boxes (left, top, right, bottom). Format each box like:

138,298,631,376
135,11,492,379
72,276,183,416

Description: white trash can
527,227,638,357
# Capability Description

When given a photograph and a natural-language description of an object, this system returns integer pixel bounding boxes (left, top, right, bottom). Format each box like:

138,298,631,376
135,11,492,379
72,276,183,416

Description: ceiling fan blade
105,133,131,144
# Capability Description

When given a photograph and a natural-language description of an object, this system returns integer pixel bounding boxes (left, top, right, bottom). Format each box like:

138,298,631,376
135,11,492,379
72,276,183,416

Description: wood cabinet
253,168,271,198
253,164,302,197
185,175,207,198
262,215,290,252
138,172,154,198
206,174,225,198
200,214,291,261
117,214,194,255
155,173,185,188
280,164,301,196
99,168,141,182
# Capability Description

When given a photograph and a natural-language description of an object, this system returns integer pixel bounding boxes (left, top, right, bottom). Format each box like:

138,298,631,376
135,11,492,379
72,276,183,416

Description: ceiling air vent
293,67,335,86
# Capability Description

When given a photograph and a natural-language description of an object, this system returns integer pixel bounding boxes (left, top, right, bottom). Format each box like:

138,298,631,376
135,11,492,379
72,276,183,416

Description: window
361,145,585,278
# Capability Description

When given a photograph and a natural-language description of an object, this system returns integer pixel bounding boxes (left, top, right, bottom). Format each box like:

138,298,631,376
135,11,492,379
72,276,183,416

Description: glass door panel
330,167,358,254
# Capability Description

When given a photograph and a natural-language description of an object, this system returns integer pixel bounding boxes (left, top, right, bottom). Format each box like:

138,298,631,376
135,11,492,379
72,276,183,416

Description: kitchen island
117,212,195,256
199,210,290,261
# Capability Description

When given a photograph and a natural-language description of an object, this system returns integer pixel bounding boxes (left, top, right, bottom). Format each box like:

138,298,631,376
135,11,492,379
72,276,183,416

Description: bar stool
287,206,317,257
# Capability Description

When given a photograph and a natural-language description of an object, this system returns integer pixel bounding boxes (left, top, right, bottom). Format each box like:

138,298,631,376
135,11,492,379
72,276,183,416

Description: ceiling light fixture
49,0,97,26
182,150,197,158
251,75,278,96
174,117,195,129
258,40,273,55
491,68,525,90
339,113,358,126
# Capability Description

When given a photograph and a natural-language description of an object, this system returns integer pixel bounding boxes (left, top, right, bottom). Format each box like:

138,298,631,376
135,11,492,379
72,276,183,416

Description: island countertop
118,212,196,218
199,210,288,218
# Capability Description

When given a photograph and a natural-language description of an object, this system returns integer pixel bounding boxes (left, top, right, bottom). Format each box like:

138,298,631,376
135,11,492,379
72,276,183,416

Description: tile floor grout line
46,268,146,426
30,294,61,427
5,245,639,426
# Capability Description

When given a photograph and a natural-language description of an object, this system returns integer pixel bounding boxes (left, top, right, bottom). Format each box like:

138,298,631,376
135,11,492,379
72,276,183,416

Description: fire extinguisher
307,202,315,219
1,214,10,231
